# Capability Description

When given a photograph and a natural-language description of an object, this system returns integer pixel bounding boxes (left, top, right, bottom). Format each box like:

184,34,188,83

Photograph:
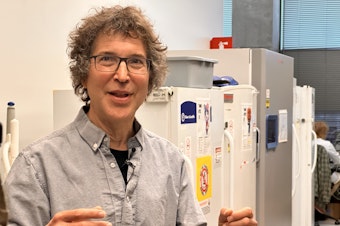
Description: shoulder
7,123,83,188
23,123,77,154
14,123,83,173
317,138,335,151
141,128,179,151
317,138,330,145
139,128,186,162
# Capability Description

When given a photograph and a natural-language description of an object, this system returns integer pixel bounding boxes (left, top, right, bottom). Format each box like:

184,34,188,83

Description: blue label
180,101,196,124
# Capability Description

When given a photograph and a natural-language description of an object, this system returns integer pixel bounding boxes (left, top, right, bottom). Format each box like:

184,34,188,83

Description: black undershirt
110,149,129,184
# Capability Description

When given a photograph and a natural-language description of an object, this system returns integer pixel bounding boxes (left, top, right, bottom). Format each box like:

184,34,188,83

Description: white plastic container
164,56,218,88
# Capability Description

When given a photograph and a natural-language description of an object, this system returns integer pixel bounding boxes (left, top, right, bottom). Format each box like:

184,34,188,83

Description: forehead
91,32,147,56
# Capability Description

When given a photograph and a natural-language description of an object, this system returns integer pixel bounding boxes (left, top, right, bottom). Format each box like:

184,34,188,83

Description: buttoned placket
96,136,128,225
96,135,141,225
121,146,141,225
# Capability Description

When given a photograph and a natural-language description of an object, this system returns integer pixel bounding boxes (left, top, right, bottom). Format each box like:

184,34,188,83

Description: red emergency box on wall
210,37,233,49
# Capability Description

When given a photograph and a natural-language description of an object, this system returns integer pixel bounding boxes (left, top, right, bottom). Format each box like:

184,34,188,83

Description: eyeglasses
89,55,151,75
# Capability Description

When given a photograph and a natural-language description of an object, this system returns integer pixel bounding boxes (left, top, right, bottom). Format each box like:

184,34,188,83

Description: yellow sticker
196,156,212,201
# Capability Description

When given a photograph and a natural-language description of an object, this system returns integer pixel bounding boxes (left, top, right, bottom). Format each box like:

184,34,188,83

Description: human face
84,33,149,127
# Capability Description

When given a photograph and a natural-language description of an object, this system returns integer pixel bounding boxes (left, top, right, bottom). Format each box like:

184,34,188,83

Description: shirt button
126,196,130,202
110,162,115,168
92,143,98,150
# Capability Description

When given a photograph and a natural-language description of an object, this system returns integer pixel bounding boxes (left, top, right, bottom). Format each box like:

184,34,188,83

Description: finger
51,207,106,223
69,220,112,226
227,207,254,222
218,207,233,226
227,217,258,226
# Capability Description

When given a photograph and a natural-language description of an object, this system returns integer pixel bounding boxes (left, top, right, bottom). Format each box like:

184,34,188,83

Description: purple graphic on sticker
180,101,196,124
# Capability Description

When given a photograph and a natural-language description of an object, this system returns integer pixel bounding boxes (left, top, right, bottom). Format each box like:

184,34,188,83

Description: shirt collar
74,106,143,152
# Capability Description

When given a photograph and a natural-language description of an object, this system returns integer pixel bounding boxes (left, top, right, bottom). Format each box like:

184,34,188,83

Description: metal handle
311,130,317,173
291,123,301,197
224,129,234,208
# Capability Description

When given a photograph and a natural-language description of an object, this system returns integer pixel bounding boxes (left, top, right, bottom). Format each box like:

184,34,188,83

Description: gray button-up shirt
5,107,207,226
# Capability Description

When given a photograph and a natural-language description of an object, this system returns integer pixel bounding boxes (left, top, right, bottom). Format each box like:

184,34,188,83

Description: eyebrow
94,51,147,58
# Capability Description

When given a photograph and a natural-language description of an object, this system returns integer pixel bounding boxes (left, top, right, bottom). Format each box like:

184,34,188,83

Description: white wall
0,0,223,149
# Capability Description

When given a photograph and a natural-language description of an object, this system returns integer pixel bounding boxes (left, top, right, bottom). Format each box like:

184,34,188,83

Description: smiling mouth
109,92,130,98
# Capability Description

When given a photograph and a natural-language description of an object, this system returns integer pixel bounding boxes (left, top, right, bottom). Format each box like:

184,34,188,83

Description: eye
128,57,146,67
98,55,116,63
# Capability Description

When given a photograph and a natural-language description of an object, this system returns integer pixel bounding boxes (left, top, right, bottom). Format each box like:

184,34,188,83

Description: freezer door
221,85,258,215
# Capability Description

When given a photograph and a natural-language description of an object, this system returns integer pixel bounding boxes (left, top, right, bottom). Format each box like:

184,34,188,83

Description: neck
108,127,134,150
86,109,135,150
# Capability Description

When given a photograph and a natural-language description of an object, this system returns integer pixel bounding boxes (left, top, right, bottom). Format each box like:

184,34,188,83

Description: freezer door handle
1,134,11,181
291,123,301,198
311,130,317,173
255,127,260,163
224,129,235,208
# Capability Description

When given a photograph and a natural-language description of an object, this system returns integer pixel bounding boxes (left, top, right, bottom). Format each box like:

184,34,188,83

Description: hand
218,207,257,226
47,206,112,226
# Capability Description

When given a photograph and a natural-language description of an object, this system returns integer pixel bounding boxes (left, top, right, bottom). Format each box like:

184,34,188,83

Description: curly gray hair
67,5,168,103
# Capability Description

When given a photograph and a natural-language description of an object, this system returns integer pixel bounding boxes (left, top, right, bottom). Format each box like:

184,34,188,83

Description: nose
113,61,129,82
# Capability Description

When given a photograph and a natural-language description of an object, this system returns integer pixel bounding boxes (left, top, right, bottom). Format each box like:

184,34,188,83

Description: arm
5,153,112,226
218,207,257,226
5,153,51,225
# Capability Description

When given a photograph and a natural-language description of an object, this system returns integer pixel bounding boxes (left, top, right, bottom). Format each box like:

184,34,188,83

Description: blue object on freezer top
7,102,15,107
212,75,239,87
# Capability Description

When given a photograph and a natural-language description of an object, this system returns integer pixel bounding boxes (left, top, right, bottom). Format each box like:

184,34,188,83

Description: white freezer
292,85,316,226
218,84,258,216
136,86,224,225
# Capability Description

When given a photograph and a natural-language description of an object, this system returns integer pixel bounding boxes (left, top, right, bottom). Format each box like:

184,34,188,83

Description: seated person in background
334,132,340,153
4,5,257,226
314,121,340,185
